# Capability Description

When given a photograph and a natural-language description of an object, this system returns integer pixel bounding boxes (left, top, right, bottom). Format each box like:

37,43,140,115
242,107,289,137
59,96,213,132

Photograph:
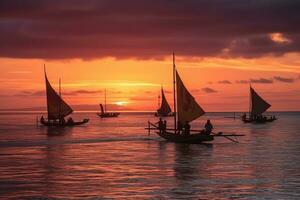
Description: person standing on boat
61,118,66,125
40,116,45,124
204,120,213,135
163,120,167,133
242,113,246,121
177,121,183,134
184,121,191,135
156,118,164,133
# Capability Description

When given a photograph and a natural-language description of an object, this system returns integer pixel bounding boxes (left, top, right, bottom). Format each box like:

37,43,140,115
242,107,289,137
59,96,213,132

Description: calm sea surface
0,112,299,199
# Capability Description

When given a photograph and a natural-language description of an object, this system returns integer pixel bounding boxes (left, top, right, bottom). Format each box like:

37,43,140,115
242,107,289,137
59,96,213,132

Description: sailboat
242,86,277,123
154,87,174,117
146,54,244,143
40,66,89,127
97,89,120,118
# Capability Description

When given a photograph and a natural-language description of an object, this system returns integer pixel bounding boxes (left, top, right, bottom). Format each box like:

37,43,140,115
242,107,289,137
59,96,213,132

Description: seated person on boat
177,121,183,134
183,121,191,135
67,117,74,124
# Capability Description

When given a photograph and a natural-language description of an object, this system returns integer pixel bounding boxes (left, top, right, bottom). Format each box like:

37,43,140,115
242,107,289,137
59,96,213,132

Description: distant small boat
40,66,89,127
242,86,277,123
146,54,244,143
154,87,174,117
97,89,120,118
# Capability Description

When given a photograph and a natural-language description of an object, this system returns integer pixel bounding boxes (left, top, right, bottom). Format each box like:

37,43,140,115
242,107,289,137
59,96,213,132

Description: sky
0,0,299,111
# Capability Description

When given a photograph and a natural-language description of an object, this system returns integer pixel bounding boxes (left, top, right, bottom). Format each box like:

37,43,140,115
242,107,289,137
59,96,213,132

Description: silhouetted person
40,116,44,123
252,114,257,120
177,121,183,134
157,118,164,133
204,119,213,135
67,117,74,124
184,121,191,135
163,120,167,132
242,113,246,121
61,118,66,125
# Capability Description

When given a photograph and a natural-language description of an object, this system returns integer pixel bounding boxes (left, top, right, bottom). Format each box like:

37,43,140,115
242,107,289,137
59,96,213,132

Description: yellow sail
176,71,205,124
250,86,271,115
45,72,73,120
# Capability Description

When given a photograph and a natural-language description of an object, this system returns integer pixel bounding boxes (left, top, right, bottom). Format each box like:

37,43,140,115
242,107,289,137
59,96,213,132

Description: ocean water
0,112,299,199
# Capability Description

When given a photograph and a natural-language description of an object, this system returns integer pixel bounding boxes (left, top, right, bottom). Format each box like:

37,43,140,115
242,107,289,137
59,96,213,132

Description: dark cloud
236,80,250,84
15,89,103,97
218,80,232,84
236,78,273,84
190,89,200,93
202,87,217,93
274,76,295,83
15,90,44,97
65,89,103,95
0,0,300,59
130,97,152,101
250,78,273,84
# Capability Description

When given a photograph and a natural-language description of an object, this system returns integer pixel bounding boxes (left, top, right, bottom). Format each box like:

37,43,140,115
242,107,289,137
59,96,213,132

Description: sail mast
173,52,177,131
158,86,161,108
44,64,50,120
104,89,107,113
59,78,62,122
249,85,251,117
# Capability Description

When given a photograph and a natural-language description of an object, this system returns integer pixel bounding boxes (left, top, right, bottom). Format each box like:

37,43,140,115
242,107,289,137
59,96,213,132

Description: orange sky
0,53,299,111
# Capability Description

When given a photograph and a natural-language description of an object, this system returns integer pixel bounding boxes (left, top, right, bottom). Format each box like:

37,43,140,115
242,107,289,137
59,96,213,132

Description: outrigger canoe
242,117,277,123
242,86,277,124
40,66,89,127
41,118,89,127
146,53,244,144
146,122,244,144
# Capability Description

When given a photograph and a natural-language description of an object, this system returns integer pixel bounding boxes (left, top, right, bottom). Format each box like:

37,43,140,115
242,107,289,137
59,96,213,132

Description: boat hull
156,131,214,144
242,118,277,123
97,112,120,118
41,119,89,127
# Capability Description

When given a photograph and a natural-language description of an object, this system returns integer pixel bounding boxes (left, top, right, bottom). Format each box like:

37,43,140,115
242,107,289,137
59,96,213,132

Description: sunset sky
0,0,299,111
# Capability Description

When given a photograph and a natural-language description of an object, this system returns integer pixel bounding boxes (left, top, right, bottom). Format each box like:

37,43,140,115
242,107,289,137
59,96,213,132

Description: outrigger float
146,53,244,144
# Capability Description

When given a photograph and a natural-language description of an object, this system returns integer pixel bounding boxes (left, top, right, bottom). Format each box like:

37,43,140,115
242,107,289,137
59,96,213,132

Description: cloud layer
235,76,298,84
202,87,217,93
0,0,300,59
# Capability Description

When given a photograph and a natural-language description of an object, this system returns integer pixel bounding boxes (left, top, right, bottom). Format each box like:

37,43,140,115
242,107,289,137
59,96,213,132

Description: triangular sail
157,88,172,115
176,71,205,124
250,86,271,115
99,104,105,114
45,72,73,120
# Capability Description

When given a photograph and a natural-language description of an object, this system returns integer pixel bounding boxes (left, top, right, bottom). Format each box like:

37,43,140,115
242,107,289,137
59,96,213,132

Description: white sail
250,86,271,115
176,70,205,124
